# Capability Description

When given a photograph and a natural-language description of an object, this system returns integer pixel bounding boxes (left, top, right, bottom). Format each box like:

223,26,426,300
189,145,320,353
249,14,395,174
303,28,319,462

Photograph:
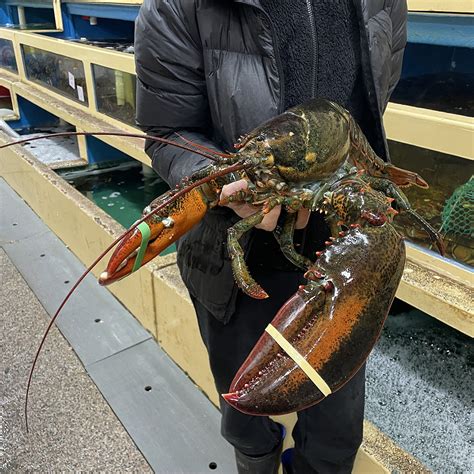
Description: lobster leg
273,212,312,270
223,222,405,416
403,208,446,256
363,176,445,255
227,198,282,299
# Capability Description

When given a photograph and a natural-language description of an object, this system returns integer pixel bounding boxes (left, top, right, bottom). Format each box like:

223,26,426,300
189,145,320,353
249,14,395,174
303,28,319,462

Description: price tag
68,72,76,89
77,85,85,102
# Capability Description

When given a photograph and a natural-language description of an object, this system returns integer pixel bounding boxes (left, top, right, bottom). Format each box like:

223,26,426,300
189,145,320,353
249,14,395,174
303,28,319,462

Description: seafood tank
21,45,88,105
93,64,136,126
58,162,175,256
391,70,474,117
0,0,56,30
0,6,56,30
388,140,474,269
0,38,17,73
391,43,474,117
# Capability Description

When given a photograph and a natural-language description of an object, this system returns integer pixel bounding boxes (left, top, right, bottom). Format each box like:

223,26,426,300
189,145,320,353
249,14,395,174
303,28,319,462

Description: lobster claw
223,223,406,416
98,186,209,285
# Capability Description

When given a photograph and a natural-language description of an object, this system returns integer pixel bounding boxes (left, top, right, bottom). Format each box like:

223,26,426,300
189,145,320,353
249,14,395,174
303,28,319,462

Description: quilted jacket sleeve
134,0,219,188
386,0,408,101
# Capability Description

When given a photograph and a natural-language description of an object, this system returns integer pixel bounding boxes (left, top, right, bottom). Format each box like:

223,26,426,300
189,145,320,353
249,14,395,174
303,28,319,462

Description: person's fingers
220,181,285,231
227,202,261,219
219,179,248,203
295,208,311,229
256,205,281,231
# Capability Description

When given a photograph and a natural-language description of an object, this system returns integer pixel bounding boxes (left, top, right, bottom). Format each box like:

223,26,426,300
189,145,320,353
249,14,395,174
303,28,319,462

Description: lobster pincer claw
98,186,210,286
223,223,406,416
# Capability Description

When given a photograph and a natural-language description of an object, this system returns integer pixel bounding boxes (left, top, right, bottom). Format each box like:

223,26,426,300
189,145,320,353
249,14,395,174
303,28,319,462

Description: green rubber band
132,222,151,273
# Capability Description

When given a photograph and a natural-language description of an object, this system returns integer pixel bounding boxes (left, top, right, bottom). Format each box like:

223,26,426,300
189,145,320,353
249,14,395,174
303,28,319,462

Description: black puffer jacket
135,0,408,322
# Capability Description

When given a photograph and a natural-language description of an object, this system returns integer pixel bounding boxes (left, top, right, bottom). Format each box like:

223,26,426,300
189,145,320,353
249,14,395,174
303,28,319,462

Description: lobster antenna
24,160,249,433
0,131,233,162
174,132,234,158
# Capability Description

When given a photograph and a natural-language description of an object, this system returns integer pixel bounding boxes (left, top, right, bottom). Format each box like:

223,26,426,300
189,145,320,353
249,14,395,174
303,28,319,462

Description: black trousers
192,270,365,474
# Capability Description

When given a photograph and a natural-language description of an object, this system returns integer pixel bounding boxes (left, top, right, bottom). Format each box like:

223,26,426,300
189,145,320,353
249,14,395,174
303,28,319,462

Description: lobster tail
347,113,429,190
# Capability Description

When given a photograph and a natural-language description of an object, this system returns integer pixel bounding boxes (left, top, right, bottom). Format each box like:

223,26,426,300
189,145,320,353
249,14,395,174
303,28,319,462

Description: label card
77,85,85,102
68,72,76,89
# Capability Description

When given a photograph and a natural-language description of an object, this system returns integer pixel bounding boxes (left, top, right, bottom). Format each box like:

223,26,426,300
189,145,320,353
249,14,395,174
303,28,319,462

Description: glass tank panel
93,64,136,126
0,38,17,72
22,45,88,105
71,39,134,54
391,44,474,117
0,1,56,30
389,140,474,269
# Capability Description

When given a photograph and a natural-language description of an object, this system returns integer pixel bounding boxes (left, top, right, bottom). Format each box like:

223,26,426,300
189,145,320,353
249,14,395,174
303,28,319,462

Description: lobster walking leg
363,176,445,255
227,198,282,299
273,212,312,270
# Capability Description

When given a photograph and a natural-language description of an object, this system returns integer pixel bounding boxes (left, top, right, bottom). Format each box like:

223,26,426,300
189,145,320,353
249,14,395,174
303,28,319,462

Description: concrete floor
367,308,473,473
0,248,152,472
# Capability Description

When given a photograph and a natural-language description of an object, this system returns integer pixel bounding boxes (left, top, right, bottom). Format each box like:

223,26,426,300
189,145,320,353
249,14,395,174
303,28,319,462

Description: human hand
219,179,281,231
219,180,310,231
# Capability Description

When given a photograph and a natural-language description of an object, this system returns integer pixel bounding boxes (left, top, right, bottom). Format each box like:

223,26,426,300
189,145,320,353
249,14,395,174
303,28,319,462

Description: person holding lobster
134,1,408,472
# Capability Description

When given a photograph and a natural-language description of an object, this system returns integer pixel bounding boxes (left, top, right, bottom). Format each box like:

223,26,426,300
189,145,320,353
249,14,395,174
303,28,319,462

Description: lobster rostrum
0,99,444,426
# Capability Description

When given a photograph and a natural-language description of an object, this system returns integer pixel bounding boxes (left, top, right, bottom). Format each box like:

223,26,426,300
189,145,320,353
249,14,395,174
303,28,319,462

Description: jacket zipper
306,0,318,98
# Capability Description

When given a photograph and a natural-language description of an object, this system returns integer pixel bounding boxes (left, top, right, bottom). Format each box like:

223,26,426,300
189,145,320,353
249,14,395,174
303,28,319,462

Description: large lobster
1,98,444,424
98,98,445,415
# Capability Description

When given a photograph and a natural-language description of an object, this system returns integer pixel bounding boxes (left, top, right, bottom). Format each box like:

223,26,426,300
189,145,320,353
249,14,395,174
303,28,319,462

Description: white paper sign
77,85,85,102
68,71,76,89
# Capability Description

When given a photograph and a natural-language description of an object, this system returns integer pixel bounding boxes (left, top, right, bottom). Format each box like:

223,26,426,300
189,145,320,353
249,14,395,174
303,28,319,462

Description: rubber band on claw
132,222,151,273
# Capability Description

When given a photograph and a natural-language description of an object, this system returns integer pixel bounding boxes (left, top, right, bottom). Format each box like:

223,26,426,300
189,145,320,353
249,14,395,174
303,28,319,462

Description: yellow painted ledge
1,135,427,472
384,103,474,161
0,73,150,165
398,259,473,337
408,0,474,13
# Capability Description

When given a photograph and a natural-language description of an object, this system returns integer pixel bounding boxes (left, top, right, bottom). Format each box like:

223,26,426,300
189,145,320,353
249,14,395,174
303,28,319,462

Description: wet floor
0,248,151,472
21,126,80,167
367,308,473,472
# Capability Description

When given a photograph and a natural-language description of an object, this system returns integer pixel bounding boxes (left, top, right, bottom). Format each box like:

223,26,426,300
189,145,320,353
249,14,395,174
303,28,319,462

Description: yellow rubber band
265,324,332,397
